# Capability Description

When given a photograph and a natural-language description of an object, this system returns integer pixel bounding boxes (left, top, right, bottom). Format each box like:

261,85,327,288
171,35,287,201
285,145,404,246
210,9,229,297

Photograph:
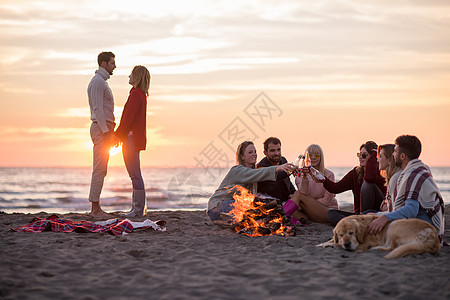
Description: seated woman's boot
282,199,298,216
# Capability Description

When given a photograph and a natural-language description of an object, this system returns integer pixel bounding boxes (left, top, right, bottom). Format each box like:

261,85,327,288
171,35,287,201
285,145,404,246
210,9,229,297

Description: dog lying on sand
317,215,441,259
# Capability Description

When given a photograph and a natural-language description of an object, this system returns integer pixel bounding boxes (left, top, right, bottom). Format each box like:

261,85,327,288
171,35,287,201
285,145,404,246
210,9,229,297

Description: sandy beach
1,205,449,300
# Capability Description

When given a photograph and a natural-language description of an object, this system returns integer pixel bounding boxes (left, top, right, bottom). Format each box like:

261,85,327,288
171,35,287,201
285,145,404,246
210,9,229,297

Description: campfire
227,186,294,237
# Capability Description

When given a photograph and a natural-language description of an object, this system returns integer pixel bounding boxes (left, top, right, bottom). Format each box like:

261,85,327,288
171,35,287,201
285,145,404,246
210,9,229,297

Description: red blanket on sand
11,215,166,236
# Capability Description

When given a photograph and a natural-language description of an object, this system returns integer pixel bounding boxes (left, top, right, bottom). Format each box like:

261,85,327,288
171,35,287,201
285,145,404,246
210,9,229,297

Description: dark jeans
327,209,380,226
327,181,384,226
122,135,145,190
327,209,355,226
207,200,235,221
360,181,384,212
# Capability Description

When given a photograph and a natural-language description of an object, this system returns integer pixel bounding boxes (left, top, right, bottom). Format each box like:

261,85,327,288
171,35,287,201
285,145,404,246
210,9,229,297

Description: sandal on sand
283,199,298,216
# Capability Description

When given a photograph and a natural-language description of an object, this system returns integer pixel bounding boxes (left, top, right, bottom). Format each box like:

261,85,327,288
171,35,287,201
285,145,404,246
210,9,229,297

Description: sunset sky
1,0,449,168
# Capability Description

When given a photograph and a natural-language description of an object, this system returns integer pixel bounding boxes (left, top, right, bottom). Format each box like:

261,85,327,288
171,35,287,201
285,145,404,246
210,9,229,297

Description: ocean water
0,166,449,214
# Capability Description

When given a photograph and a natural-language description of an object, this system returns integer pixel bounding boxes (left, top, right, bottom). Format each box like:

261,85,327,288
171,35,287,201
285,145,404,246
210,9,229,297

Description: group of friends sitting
207,135,445,242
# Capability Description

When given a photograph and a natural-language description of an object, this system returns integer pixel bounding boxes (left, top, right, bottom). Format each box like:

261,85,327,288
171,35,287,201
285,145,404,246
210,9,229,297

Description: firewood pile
228,186,294,237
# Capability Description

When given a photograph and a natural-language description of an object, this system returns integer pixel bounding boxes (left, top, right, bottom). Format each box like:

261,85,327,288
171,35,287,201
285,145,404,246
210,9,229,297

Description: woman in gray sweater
207,141,294,221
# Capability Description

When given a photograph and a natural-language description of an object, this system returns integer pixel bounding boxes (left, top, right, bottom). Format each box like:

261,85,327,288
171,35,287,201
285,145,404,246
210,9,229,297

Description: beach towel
393,159,445,238
11,215,166,236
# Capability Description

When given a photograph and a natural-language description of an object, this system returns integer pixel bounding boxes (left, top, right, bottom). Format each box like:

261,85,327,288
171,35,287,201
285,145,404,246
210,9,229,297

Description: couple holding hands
87,51,150,218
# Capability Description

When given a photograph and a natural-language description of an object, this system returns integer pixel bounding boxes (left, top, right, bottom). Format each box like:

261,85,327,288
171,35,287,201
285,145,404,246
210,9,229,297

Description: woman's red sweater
323,152,386,213
115,87,147,151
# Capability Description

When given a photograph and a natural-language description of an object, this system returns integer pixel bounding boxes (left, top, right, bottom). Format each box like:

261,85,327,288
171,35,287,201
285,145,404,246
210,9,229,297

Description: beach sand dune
1,206,449,300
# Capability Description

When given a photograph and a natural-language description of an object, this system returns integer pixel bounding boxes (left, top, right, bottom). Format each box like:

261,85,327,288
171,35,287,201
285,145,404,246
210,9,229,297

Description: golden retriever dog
317,215,441,259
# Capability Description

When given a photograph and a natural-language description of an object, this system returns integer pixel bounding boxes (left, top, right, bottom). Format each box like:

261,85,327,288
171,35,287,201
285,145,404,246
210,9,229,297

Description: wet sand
1,205,449,300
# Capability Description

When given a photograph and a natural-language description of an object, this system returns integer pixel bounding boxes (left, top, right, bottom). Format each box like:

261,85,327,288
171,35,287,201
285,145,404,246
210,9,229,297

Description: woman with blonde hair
114,65,150,217
207,141,295,221
377,144,401,212
283,144,338,223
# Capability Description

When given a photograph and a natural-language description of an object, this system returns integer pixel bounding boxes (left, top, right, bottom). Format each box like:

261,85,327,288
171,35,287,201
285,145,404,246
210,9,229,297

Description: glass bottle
292,155,303,168
309,166,326,182
300,152,312,180
289,155,303,175
302,151,311,168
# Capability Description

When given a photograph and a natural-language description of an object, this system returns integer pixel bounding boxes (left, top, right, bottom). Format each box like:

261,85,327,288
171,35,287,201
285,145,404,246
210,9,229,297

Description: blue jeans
122,135,145,191
208,200,235,221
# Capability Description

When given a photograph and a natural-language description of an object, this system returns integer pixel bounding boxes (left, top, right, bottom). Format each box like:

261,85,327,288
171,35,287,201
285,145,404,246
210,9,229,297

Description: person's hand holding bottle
276,163,296,175
309,166,326,182
300,166,310,179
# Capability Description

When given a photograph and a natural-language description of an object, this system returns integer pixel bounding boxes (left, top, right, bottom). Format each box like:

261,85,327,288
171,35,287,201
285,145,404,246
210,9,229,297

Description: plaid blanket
11,215,166,236
393,159,444,238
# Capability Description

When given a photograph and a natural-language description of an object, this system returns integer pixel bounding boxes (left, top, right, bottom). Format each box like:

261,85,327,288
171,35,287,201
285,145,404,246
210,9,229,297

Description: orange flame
228,185,292,237
229,185,256,222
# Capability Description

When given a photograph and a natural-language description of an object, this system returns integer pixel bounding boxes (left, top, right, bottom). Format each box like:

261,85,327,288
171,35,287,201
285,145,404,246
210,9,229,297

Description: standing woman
114,65,150,217
285,144,337,223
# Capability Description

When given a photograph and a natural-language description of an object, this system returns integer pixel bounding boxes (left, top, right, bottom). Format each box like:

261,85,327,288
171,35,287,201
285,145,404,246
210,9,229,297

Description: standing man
368,135,445,241
87,51,116,218
257,137,296,203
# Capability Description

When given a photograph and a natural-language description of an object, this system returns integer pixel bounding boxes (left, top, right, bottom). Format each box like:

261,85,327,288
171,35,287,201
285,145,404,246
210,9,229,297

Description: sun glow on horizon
0,0,449,167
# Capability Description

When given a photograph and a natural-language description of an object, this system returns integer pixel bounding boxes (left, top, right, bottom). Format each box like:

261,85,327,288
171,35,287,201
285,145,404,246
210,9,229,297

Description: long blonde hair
236,141,255,168
378,144,401,185
306,144,325,173
132,65,151,95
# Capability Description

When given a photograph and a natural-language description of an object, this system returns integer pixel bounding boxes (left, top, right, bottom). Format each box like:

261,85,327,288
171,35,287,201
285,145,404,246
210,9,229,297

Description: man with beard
257,137,296,203
368,135,445,241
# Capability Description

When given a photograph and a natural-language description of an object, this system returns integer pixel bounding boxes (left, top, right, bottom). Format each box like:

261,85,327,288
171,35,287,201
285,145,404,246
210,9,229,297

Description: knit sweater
295,168,338,209
88,67,114,133
115,87,147,151
207,165,277,212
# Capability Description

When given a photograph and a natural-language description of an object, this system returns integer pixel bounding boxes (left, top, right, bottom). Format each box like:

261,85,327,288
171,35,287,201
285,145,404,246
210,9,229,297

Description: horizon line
1,164,450,168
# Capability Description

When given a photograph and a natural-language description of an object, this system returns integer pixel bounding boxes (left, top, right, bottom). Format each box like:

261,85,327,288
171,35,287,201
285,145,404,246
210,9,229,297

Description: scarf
393,159,444,238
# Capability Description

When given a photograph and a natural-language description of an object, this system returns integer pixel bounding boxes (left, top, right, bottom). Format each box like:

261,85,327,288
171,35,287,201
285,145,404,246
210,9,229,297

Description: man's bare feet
88,202,111,218
88,209,111,218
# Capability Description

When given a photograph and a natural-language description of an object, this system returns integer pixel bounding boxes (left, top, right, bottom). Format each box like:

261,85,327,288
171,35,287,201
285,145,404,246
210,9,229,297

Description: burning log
246,208,264,216
281,215,290,225
266,222,281,232
253,196,281,206
238,226,272,236
258,200,279,211
228,186,294,237
245,202,280,218
256,212,283,224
